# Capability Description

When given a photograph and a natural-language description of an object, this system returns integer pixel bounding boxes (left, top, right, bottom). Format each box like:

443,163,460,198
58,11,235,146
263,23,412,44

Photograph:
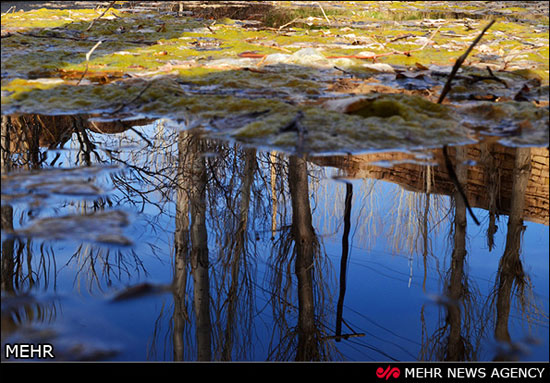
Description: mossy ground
1,2,548,153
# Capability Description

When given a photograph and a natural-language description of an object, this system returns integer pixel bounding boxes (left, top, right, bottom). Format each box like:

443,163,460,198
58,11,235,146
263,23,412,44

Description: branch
315,2,331,25
442,145,481,226
86,1,116,32
76,40,103,85
278,16,300,31
437,20,496,104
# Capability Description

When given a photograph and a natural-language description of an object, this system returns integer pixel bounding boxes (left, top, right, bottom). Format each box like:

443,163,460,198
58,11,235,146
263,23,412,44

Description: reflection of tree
290,155,319,360
66,240,147,294
185,132,212,361
267,155,334,361
170,132,262,361
488,148,546,360
1,116,59,293
1,115,154,293
1,116,13,172
494,148,531,345
2,113,89,169
217,147,257,360
1,117,60,340
480,142,501,251
1,205,16,294
420,146,486,361
172,131,191,361
1,297,59,344
335,182,352,341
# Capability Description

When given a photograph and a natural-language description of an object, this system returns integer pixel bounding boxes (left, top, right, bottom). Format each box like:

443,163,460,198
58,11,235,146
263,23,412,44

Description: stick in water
442,145,481,226
76,40,103,85
437,20,495,104
315,2,331,25
86,1,116,32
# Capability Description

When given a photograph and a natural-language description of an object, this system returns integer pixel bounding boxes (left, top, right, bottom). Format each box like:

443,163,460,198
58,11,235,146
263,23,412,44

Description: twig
110,82,152,114
85,1,116,32
322,333,365,341
278,17,300,31
315,1,331,25
1,5,16,15
486,66,508,88
327,50,410,60
437,20,496,104
128,126,153,147
327,27,441,61
468,70,509,88
204,21,215,34
76,40,103,85
334,66,354,76
388,33,415,43
442,145,481,226
418,24,443,50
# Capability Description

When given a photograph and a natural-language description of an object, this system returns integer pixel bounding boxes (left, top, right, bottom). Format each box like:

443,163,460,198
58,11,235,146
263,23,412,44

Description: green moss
501,7,529,13
2,3,548,152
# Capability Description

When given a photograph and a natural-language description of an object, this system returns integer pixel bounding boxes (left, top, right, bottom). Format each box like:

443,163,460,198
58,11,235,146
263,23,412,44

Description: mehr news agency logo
376,365,546,380
4,343,55,360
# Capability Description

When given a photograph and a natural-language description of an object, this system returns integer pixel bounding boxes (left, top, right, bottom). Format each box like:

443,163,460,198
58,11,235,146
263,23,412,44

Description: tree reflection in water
490,147,539,361
420,146,486,361
1,114,548,361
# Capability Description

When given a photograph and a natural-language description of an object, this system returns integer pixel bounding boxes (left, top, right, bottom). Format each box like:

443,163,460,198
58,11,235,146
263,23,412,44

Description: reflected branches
1,113,548,361
420,146,487,361
266,155,335,361
488,148,547,360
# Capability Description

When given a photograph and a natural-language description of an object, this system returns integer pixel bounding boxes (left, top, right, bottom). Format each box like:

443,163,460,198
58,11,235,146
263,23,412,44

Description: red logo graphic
376,366,401,380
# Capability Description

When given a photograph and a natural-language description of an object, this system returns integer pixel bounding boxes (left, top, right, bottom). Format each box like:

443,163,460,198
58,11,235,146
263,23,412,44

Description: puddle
1,1,548,362
1,114,548,361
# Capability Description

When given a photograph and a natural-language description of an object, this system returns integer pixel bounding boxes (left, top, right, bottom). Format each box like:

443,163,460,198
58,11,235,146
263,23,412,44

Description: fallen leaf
415,62,429,70
238,51,265,58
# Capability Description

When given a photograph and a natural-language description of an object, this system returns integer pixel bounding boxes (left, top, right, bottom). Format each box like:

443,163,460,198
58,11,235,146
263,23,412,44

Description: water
1,115,548,361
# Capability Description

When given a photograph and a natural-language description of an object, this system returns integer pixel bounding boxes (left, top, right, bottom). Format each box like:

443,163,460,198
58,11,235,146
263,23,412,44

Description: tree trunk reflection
172,131,191,361
288,155,320,361
445,145,469,361
335,182,352,341
221,147,256,360
494,147,531,359
172,130,212,361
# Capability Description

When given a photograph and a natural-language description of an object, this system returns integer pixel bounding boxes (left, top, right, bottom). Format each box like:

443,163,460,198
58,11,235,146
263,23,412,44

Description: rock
357,51,376,57
289,48,329,66
362,63,395,73
204,58,258,69
330,58,355,68
264,53,291,65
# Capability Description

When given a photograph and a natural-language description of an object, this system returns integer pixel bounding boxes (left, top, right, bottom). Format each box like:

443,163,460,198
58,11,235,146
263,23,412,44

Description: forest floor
1,1,548,153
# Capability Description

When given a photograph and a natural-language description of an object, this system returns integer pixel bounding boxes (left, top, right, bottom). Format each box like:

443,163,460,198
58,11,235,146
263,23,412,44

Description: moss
501,7,530,13
2,2,548,153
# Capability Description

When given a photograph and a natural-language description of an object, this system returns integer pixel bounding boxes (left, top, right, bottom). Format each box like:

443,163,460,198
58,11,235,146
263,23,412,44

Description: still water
1,114,548,361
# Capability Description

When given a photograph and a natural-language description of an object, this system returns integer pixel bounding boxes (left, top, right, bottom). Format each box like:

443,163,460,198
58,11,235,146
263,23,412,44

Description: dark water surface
1,114,548,361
